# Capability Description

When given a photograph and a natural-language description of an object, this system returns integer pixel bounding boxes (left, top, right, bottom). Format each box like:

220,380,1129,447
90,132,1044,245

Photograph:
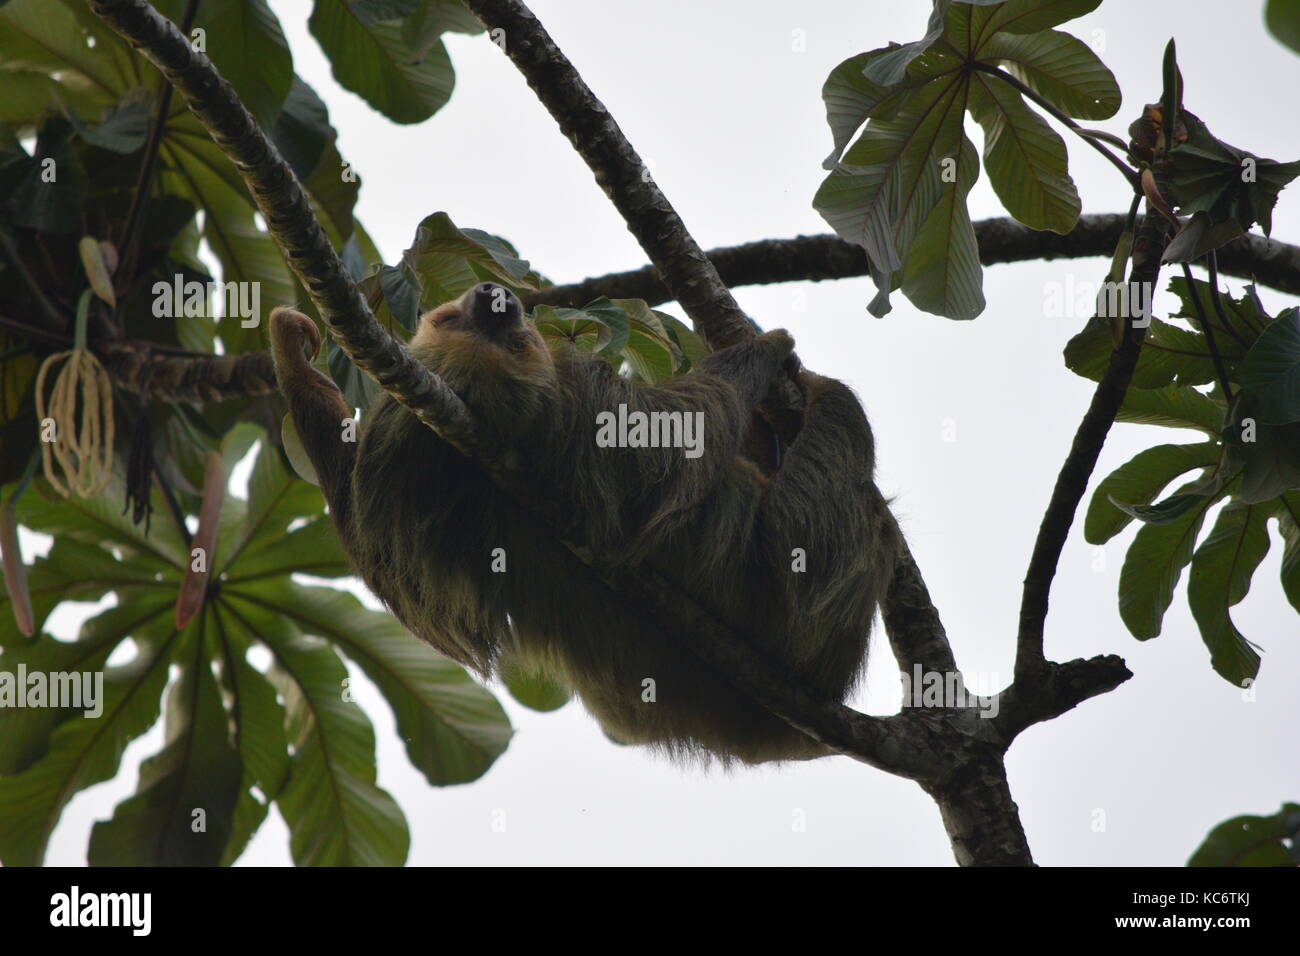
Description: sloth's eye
434,312,460,325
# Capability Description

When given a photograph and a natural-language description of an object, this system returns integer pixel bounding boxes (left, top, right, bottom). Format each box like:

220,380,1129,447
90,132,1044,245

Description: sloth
270,282,897,764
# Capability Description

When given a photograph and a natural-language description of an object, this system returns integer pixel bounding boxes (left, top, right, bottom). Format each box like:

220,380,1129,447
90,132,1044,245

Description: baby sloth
271,282,897,764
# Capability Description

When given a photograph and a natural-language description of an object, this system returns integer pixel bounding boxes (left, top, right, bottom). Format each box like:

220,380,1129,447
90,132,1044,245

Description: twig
118,0,202,286
1205,251,1254,343
0,228,66,334
1180,261,1235,401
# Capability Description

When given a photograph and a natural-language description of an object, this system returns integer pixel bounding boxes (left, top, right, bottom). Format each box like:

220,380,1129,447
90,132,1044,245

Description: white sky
36,0,1300,865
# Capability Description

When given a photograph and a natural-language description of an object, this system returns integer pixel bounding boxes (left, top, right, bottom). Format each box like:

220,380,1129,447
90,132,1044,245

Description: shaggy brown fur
270,282,898,764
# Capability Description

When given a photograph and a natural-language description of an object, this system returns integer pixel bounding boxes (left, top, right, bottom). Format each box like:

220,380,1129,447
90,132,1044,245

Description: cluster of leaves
1070,277,1300,686
1067,43,1300,687
0,0,376,492
0,429,511,865
0,0,526,865
814,0,1120,320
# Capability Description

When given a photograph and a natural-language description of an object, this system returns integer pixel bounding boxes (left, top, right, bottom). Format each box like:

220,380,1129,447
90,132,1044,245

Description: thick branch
524,218,1300,310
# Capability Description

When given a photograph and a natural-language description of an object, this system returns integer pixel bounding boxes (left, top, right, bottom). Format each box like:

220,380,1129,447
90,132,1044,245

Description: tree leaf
1118,479,1222,640
309,0,454,125
1187,501,1268,686
402,212,537,309
1273,491,1300,614
969,66,1081,233
244,606,409,866
1065,315,1217,389
1086,443,1220,544
0,597,177,865
816,0,1117,318
1266,0,1300,56
87,655,243,865
1116,384,1224,435
1236,309,1300,425
1188,803,1300,866
902,132,984,319
250,583,513,787
152,0,292,126
980,29,1119,120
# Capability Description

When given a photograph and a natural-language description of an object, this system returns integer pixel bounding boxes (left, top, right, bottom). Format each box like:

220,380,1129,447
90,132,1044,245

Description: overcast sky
38,0,1300,865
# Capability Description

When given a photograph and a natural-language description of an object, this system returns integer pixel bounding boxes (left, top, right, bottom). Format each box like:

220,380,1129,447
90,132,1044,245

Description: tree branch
524,218,1300,310
461,0,754,351
99,342,279,403
1014,209,1173,682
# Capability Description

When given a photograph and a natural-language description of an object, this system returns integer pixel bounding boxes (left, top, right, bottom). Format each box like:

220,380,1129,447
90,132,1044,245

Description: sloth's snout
466,281,522,328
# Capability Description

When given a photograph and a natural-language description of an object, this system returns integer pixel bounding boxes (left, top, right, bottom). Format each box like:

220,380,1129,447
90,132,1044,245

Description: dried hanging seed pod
34,347,116,498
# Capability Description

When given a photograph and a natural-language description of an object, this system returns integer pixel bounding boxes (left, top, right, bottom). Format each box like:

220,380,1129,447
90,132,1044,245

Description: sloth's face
410,282,556,427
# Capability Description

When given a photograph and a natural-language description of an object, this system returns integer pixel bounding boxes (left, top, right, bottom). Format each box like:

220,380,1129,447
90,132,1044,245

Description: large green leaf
1160,109,1300,262
0,0,142,105
257,583,513,786
1115,384,1224,434
0,597,177,865
1,442,510,865
87,653,244,865
155,0,293,126
242,604,409,867
309,0,455,125
901,132,984,319
1085,443,1220,544
215,622,290,865
980,29,1118,120
969,66,1080,232
1236,309,1300,425
1117,479,1222,640
402,212,538,308
815,51,967,316
1187,501,1268,686
815,0,1117,318
1274,492,1300,614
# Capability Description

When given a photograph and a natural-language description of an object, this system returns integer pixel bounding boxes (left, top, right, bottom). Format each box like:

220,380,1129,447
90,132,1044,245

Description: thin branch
1205,250,1254,344
119,0,201,287
0,228,66,334
1180,261,1235,401
1015,209,1173,681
